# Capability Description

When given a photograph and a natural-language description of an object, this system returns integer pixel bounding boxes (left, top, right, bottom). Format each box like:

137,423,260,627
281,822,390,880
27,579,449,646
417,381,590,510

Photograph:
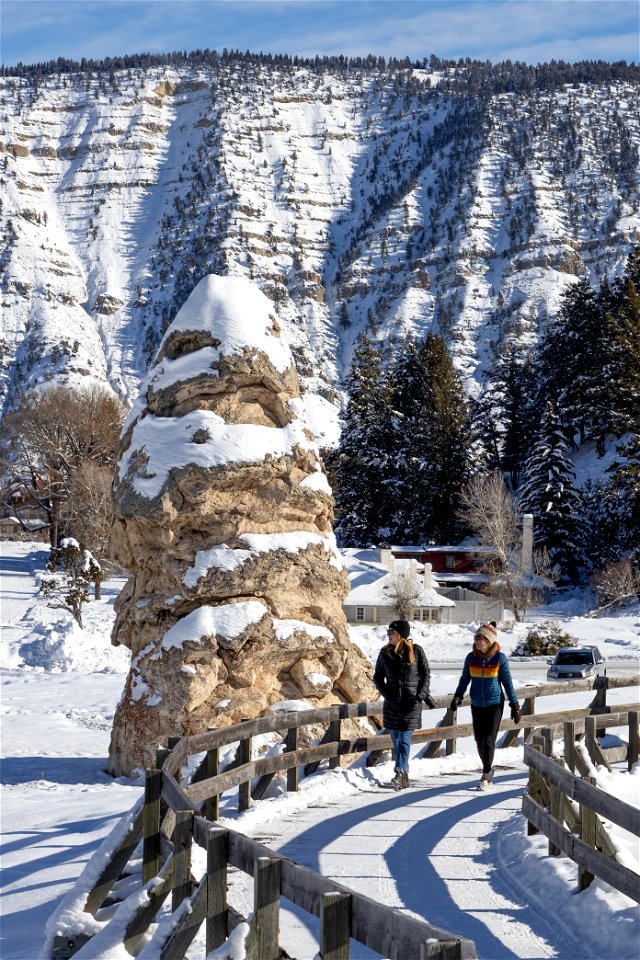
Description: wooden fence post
578,776,597,891
328,718,342,770
168,736,182,783
252,857,280,960
591,675,609,713
549,756,563,856
629,711,639,772
320,891,352,960
286,726,299,792
563,721,576,774
501,694,535,748
206,826,229,954
521,695,536,742
172,810,194,912
238,720,252,813
445,709,457,756
203,742,220,821
585,715,597,765
143,767,162,883
526,735,544,836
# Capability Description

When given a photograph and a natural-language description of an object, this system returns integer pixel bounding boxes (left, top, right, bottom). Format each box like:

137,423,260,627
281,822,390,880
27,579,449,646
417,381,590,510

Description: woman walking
374,619,436,790
450,621,520,790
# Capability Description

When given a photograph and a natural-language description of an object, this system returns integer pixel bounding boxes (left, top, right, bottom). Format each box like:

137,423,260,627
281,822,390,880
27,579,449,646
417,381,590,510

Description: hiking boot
478,770,493,790
389,772,403,790
401,771,410,789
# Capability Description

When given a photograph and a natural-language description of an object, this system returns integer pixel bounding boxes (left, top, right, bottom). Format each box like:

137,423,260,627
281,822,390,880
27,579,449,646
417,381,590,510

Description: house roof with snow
342,550,455,608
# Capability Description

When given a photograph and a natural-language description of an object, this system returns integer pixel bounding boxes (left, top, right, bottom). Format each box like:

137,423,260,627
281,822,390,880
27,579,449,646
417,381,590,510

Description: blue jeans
389,729,413,773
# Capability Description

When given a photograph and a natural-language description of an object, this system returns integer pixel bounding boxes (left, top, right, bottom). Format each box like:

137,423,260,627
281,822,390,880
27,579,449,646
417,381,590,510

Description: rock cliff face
2,59,638,436
108,274,375,776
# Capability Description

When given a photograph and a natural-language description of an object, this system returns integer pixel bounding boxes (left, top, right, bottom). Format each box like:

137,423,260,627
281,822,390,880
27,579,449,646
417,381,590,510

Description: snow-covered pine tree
606,433,640,564
536,278,607,450
582,478,626,569
410,332,471,543
605,244,640,436
519,402,585,582
331,334,396,546
386,337,435,543
472,345,535,487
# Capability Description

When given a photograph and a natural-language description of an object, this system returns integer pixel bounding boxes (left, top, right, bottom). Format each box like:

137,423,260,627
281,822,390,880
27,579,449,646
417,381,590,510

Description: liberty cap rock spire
108,275,375,776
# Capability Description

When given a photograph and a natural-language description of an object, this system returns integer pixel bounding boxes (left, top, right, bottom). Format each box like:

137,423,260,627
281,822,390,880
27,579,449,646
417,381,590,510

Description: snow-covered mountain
1,54,639,443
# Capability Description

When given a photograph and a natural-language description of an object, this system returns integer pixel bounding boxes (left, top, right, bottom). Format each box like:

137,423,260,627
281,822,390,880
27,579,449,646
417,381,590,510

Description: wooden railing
522,713,640,903
51,674,639,960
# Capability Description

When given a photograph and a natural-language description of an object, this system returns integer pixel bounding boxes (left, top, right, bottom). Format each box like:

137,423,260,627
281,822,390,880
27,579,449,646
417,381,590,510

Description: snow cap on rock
157,274,293,373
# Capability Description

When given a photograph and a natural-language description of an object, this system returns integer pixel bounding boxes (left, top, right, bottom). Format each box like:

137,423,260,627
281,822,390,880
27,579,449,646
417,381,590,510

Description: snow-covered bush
40,539,102,627
512,621,576,656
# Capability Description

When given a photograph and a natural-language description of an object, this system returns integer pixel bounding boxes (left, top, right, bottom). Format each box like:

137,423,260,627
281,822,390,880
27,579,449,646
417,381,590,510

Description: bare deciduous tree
458,470,556,621
1,383,127,552
385,569,423,619
590,559,640,614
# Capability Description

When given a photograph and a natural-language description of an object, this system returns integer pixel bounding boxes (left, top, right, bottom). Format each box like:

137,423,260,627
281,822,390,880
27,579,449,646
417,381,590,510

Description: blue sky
1,1,638,68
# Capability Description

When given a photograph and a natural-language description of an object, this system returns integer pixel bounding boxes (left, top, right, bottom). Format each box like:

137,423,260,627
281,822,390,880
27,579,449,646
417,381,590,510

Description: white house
342,548,505,625
342,549,455,625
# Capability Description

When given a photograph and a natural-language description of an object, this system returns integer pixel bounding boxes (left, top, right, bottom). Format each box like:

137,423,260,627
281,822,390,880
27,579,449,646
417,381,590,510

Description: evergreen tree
582,478,627,569
385,337,433,541
472,345,535,487
604,245,640,435
535,278,606,449
391,333,470,543
519,402,585,581
331,335,396,545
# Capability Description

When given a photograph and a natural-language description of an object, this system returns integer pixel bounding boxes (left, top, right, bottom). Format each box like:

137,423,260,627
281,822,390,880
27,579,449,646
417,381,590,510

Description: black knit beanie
388,619,411,639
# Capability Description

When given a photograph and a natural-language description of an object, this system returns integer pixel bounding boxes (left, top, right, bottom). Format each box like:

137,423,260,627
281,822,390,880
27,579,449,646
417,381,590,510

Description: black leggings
471,703,504,774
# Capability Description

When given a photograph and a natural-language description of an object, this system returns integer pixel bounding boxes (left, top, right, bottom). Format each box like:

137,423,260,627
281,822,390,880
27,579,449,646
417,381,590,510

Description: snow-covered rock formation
108,274,375,776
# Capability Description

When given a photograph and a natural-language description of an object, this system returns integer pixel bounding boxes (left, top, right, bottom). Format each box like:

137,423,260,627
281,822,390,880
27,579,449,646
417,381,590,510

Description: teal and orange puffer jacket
454,641,518,708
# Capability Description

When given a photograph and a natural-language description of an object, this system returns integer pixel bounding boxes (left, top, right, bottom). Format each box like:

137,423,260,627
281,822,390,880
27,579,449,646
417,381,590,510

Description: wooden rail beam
522,794,640,902
524,745,640,836
84,802,144,915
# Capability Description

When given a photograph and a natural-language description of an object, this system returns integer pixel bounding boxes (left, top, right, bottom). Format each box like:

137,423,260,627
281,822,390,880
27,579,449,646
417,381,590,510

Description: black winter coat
373,642,432,731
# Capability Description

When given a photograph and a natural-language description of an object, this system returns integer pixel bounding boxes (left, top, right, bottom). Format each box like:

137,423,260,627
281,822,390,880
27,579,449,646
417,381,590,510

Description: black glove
424,694,436,710
510,703,521,724
450,696,463,711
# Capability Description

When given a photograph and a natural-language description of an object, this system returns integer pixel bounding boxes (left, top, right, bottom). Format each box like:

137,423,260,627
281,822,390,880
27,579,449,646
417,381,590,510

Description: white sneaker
477,778,491,791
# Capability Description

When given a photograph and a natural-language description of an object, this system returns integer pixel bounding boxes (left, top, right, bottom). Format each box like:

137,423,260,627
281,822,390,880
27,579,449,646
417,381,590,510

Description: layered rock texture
108,275,375,776
2,59,638,439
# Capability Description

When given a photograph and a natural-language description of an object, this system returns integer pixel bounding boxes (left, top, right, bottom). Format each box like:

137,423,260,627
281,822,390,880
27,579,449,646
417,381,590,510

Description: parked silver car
546,646,605,680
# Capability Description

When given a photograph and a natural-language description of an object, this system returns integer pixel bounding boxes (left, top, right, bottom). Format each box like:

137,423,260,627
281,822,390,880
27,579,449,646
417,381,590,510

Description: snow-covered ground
1,539,638,959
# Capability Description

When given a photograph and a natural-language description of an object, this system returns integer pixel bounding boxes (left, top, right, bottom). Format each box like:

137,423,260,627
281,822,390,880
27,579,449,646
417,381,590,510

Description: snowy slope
1,59,639,446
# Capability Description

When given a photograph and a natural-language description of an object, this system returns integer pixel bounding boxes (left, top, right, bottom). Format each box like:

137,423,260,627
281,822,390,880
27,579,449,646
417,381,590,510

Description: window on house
445,554,456,569
355,607,365,622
